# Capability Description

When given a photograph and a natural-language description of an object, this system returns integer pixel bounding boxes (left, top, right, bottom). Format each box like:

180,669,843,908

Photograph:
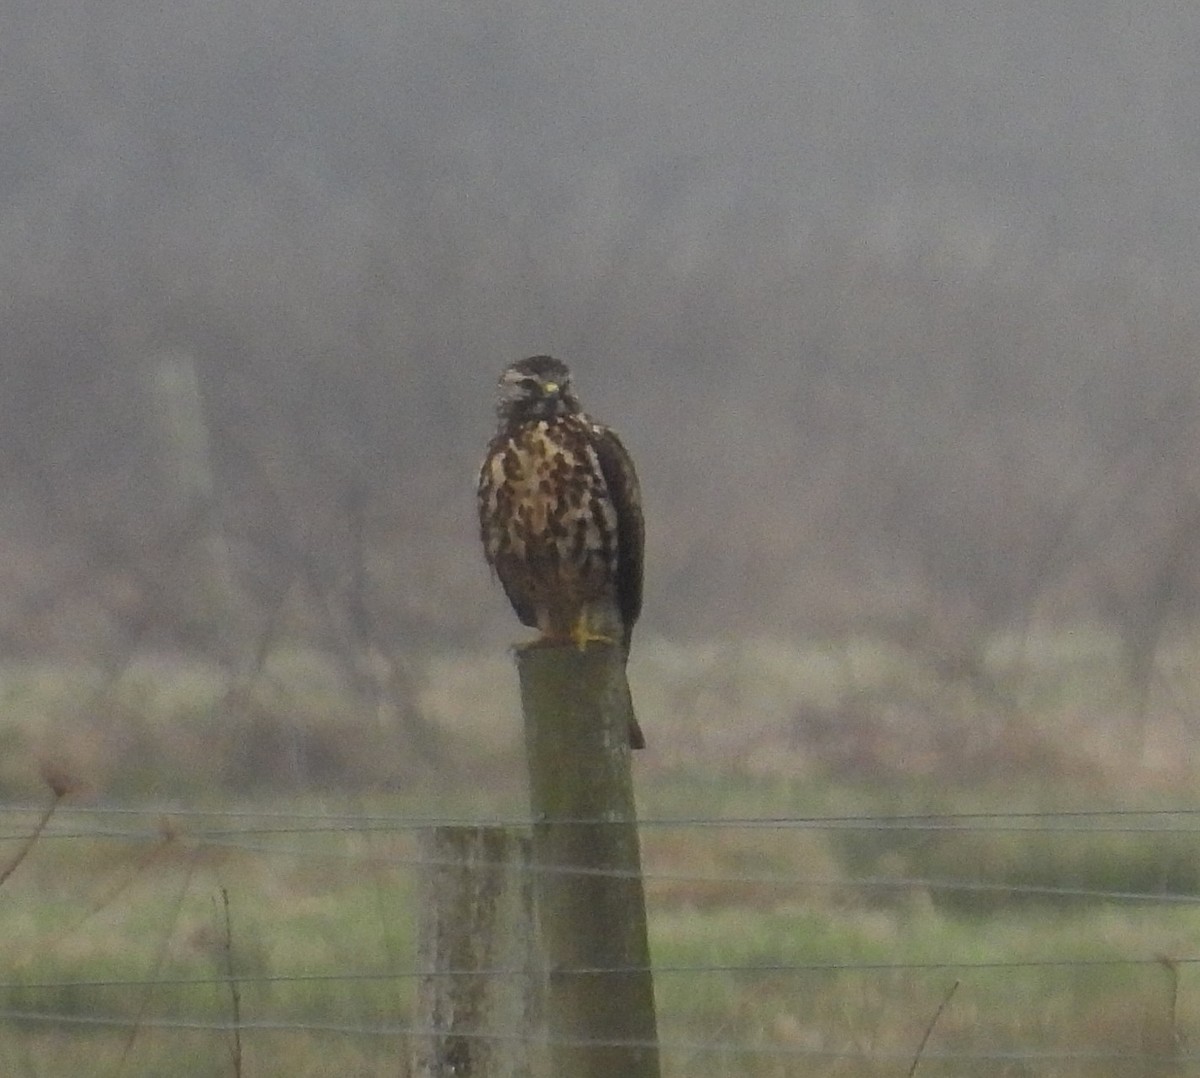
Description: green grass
2,634,1200,1074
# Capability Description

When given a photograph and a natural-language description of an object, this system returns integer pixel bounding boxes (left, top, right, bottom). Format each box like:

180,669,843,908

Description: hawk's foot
570,613,616,651
513,630,609,651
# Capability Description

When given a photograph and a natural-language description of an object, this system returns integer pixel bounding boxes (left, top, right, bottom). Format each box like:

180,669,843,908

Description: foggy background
5,0,1200,774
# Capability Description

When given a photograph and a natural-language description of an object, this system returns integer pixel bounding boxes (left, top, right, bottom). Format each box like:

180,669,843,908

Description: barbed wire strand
2,952,1199,991
165,834,1200,905
0,1008,1194,1064
1,820,1197,905
5,802,1200,832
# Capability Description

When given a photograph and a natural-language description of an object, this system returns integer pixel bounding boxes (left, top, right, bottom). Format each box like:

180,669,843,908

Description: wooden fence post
517,642,661,1078
411,826,544,1078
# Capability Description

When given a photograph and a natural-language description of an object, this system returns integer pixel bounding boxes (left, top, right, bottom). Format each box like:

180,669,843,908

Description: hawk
478,355,645,749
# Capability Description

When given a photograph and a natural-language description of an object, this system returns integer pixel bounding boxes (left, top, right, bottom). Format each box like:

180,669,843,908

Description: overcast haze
2,0,1200,687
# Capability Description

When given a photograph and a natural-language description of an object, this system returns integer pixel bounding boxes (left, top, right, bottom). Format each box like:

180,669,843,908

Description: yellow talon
571,612,615,650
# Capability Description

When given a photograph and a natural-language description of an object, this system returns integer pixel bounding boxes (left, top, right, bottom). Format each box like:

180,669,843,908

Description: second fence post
517,642,660,1078
411,826,543,1077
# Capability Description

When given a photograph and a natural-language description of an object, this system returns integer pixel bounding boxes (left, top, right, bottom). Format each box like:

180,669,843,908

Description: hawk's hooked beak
542,380,560,396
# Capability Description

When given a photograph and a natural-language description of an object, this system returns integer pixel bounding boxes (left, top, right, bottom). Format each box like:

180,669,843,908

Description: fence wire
6,801,1200,831
3,815,1197,905
1,952,1199,990
1,1007,1197,1066
3,798,1200,1071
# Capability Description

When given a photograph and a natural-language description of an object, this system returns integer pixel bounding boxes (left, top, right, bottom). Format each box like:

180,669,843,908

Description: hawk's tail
622,641,645,750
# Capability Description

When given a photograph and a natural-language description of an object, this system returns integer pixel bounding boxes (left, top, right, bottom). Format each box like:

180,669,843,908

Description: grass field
2,633,1200,1075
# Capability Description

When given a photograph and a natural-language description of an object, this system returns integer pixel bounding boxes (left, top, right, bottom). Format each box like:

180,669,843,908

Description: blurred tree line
2,0,1200,732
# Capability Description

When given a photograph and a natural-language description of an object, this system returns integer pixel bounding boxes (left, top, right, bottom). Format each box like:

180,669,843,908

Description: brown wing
495,558,539,629
477,438,539,629
591,423,644,654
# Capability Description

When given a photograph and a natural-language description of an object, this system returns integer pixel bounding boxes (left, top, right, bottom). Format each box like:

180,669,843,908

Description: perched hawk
478,356,645,749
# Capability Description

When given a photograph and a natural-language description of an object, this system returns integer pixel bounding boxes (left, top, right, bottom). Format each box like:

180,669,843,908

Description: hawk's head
496,355,582,424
